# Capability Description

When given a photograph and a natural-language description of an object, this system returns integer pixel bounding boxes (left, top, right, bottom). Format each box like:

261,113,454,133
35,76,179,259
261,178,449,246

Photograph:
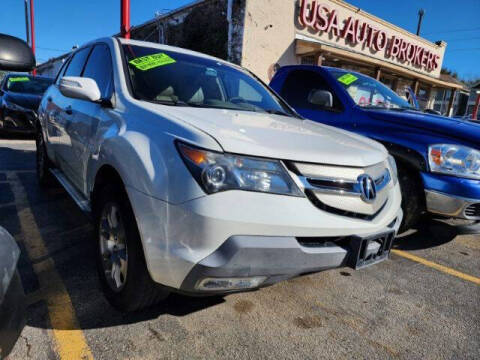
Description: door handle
65,106,73,115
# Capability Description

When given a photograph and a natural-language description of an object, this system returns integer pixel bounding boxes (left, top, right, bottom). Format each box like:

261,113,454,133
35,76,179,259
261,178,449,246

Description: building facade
37,0,466,115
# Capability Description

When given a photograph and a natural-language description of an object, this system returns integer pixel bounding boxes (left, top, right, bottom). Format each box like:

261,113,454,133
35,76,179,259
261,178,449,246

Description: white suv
37,37,402,311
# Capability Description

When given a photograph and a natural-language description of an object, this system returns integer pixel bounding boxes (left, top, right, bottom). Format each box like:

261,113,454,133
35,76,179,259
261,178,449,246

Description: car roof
77,37,236,69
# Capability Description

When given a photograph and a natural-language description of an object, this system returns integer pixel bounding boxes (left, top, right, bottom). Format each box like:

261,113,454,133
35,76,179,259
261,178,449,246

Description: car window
64,47,91,77
281,70,342,111
327,69,413,110
122,45,295,116
82,44,113,99
237,79,263,102
55,58,71,85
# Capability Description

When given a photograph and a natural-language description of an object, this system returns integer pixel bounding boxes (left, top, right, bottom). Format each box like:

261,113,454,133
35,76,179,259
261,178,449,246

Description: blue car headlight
429,144,480,180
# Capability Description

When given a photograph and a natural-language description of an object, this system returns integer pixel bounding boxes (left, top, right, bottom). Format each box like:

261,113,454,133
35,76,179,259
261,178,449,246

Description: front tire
398,164,425,233
95,184,169,312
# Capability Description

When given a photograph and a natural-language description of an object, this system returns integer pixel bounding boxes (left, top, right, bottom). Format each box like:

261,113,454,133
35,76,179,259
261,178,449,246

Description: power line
37,46,70,52
423,27,480,35
449,48,480,52
446,36,480,42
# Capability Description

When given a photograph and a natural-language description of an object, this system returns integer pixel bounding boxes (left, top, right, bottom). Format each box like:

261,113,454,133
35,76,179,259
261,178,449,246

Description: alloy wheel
99,202,128,292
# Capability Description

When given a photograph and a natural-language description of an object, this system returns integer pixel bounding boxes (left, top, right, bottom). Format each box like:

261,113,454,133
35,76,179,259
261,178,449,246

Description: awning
295,36,464,90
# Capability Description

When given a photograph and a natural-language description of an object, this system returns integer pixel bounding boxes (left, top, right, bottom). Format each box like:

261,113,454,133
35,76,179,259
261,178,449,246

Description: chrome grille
288,161,392,219
297,169,391,198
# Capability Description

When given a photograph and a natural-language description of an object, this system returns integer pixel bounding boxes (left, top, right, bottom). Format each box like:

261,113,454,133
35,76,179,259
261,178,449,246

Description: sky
1,0,479,81
347,0,480,81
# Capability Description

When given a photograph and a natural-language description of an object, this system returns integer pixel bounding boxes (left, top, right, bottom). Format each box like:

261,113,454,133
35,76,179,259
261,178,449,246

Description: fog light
195,276,267,291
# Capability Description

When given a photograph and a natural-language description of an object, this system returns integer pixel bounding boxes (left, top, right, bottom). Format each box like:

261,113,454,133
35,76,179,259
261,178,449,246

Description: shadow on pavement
0,132,34,140
0,146,35,171
394,218,458,251
2,159,224,331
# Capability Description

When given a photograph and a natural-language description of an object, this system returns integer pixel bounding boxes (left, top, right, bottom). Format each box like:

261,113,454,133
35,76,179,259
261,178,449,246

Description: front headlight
428,144,480,180
387,155,398,185
177,142,304,197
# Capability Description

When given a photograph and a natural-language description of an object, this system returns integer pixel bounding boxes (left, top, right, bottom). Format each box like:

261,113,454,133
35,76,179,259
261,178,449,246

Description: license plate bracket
347,231,395,270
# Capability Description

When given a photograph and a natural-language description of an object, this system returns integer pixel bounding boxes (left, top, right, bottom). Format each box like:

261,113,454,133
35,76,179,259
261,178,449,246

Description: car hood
152,105,387,167
367,109,480,146
4,92,42,111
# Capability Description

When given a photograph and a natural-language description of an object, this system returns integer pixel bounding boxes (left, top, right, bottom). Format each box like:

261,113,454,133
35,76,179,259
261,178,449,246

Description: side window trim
55,57,71,85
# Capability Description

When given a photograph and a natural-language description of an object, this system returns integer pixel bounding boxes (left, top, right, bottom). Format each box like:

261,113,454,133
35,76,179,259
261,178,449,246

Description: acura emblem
358,174,377,203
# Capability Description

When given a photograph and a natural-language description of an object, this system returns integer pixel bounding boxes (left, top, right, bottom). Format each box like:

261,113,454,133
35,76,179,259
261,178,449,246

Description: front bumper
0,271,26,358
422,172,480,220
127,182,403,290
180,225,399,294
0,108,36,133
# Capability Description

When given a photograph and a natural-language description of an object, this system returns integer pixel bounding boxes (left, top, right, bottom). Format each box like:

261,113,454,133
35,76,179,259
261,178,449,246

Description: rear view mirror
59,76,101,102
308,89,333,108
0,34,35,71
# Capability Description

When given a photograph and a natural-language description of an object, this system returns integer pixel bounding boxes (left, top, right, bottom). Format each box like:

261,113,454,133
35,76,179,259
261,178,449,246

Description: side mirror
0,34,35,71
308,89,333,108
59,76,101,102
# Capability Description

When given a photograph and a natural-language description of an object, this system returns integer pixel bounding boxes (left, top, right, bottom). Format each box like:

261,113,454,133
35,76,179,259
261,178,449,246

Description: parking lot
1,137,479,360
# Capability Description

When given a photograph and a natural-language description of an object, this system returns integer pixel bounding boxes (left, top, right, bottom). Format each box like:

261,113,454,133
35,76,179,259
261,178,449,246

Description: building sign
298,0,444,74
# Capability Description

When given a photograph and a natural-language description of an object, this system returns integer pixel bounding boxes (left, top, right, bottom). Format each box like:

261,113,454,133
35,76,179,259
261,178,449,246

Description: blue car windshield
122,45,294,117
328,69,414,110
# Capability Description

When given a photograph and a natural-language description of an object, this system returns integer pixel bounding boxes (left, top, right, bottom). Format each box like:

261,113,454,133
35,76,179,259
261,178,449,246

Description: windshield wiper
263,109,291,117
361,105,415,111
389,106,417,112
150,99,190,107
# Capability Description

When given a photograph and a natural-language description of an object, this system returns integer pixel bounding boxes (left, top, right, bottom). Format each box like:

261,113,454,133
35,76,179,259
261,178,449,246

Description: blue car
270,66,480,232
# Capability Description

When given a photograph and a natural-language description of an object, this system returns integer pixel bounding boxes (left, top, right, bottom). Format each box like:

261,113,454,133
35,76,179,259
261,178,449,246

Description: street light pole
29,0,36,75
121,0,131,39
416,9,425,36
24,0,30,46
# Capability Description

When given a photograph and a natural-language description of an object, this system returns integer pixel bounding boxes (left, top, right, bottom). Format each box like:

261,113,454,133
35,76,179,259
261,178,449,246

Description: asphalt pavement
1,137,479,360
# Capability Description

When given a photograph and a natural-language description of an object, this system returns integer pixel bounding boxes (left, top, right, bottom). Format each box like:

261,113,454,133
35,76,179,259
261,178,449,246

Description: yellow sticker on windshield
337,73,358,86
8,76,30,83
129,53,176,71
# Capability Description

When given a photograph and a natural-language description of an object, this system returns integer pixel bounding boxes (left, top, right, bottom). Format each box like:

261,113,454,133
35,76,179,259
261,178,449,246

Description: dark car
0,227,26,358
270,66,480,232
0,33,35,357
0,73,53,133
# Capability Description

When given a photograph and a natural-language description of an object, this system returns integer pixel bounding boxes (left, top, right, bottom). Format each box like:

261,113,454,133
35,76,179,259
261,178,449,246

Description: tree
441,67,459,79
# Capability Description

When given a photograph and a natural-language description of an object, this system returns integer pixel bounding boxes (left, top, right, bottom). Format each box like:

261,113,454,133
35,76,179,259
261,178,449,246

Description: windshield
6,76,53,95
122,45,294,116
328,69,414,110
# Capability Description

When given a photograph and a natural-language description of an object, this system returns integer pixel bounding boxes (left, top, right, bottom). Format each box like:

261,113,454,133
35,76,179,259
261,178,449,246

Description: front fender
86,129,208,205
